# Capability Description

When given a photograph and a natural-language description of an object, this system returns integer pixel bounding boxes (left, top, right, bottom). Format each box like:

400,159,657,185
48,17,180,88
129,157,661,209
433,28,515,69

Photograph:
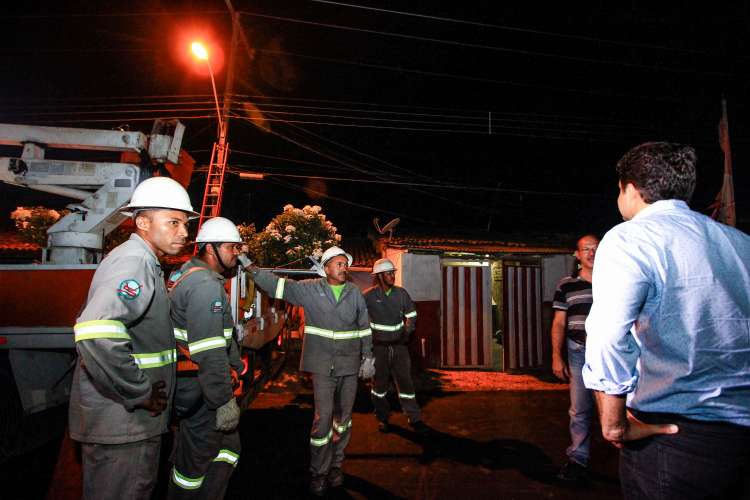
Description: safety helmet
320,246,353,267
121,177,198,218
371,258,396,275
195,217,242,243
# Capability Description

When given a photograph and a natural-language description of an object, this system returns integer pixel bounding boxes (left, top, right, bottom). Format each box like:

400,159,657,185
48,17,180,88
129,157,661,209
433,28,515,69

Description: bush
245,205,341,268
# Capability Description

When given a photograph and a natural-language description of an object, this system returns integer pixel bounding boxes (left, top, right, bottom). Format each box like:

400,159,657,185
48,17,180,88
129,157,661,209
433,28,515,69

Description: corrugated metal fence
440,265,492,368
503,264,544,370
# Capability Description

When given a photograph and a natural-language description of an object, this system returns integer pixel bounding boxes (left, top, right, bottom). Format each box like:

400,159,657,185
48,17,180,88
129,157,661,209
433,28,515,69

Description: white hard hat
196,217,242,243
320,246,353,267
371,258,396,275
121,177,198,218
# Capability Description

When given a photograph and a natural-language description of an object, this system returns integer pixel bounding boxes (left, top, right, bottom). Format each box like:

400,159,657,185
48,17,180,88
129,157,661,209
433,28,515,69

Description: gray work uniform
250,269,372,476
69,233,176,500
167,258,243,499
364,285,422,424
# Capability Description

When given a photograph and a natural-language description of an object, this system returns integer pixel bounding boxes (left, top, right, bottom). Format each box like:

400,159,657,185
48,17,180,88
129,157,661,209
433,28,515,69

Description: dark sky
1,1,748,240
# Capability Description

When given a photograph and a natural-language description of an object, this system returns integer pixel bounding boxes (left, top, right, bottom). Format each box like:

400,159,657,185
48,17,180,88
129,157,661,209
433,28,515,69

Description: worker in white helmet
166,216,245,499
364,258,428,434
240,245,374,497
69,176,197,500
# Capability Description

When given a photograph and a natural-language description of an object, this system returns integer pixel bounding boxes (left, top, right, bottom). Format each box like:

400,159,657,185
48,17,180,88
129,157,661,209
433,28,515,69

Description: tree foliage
241,204,341,268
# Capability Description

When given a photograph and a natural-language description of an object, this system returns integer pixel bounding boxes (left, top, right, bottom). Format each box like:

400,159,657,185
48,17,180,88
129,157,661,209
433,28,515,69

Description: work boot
309,474,328,497
327,467,344,488
378,420,390,433
556,460,588,482
410,420,430,435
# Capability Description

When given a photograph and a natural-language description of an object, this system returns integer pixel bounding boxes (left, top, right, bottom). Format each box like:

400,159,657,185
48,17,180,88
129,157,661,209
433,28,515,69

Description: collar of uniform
184,256,224,281
128,233,160,266
318,277,351,303
632,199,689,221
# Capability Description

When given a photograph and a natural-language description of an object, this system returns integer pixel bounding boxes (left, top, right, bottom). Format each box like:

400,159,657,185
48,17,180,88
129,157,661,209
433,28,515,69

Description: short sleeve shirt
552,276,592,345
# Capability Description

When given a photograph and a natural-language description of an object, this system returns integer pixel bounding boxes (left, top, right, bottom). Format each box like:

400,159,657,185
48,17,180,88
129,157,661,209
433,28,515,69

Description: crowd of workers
69,141,749,500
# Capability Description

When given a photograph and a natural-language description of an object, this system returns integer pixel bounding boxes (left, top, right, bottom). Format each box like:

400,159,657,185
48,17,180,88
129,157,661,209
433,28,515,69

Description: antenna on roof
373,217,400,242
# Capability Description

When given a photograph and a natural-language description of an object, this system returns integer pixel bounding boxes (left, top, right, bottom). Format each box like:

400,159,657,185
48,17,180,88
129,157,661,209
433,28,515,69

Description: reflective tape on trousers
214,449,240,467
310,429,333,447
334,419,352,434
171,467,204,490
371,389,387,398
405,311,417,319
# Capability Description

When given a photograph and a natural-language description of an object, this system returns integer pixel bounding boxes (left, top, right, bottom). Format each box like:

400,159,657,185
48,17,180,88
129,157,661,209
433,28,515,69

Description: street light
191,41,224,136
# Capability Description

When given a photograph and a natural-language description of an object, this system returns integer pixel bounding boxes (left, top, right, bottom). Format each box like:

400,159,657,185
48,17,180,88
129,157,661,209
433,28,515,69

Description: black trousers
371,344,422,424
620,410,750,500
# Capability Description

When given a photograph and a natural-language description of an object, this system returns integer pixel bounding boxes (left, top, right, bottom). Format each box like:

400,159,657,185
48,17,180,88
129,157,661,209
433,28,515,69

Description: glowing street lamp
191,41,224,137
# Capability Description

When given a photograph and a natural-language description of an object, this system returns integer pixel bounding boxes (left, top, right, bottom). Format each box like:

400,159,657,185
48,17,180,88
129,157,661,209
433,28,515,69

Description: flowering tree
249,204,342,268
10,206,68,246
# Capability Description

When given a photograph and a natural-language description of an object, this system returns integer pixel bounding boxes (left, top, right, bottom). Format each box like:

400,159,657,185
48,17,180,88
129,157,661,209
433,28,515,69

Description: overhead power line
239,11,730,76
311,0,711,56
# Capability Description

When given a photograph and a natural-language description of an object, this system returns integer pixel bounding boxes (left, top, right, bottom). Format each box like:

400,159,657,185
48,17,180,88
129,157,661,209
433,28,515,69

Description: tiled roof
382,232,573,256
341,237,379,267
0,232,41,251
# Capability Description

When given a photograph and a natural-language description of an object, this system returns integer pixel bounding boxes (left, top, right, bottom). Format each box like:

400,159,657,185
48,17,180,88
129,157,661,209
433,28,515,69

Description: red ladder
197,141,229,229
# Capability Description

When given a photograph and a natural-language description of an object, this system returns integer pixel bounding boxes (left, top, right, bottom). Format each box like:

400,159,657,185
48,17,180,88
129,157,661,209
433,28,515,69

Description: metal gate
503,263,543,370
440,265,492,368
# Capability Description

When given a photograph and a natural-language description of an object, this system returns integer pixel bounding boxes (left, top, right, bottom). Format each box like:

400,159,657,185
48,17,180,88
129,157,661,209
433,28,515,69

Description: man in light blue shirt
583,142,750,500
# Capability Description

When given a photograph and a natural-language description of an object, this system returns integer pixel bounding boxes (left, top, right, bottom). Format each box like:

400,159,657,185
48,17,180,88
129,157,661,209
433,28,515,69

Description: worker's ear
134,212,152,232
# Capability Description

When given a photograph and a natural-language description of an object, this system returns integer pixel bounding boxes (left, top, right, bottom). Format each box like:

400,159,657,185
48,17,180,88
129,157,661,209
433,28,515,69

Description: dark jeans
620,410,750,500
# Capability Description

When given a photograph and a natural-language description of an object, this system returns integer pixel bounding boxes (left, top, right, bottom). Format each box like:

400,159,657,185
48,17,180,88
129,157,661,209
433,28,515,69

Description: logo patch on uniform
211,300,223,313
117,279,142,301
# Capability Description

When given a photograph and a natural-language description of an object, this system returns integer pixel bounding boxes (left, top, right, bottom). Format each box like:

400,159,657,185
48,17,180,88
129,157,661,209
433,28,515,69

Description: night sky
1,1,748,241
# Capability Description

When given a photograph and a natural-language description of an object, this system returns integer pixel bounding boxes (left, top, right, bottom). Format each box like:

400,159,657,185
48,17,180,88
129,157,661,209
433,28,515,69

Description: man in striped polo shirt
551,234,598,482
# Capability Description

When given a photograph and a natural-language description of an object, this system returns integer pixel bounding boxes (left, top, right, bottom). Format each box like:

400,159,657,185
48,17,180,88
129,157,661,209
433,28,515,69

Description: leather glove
358,356,376,380
215,398,241,431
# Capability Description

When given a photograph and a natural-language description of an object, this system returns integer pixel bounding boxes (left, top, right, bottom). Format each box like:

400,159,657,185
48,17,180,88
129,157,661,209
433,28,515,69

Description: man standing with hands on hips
240,246,374,497
583,142,750,500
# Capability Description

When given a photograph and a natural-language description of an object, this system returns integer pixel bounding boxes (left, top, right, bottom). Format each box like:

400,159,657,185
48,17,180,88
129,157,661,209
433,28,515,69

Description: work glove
359,356,376,380
215,398,241,431
237,253,253,270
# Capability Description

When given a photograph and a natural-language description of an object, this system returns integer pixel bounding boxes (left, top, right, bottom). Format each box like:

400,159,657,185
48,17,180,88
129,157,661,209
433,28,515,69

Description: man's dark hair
616,142,697,203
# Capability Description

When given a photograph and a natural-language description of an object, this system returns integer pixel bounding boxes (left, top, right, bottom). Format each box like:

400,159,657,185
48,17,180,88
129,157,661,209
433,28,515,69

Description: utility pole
197,3,240,227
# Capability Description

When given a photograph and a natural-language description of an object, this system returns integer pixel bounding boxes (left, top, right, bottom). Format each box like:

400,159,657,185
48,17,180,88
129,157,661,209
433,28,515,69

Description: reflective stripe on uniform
131,349,176,368
371,389,387,398
405,311,417,319
274,278,285,299
188,336,226,355
74,320,130,342
213,448,240,467
173,328,188,342
370,321,403,332
305,326,366,340
333,419,352,434
310,429,333,447
223,328,233,340
171,467,204,490
399,392,416,400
